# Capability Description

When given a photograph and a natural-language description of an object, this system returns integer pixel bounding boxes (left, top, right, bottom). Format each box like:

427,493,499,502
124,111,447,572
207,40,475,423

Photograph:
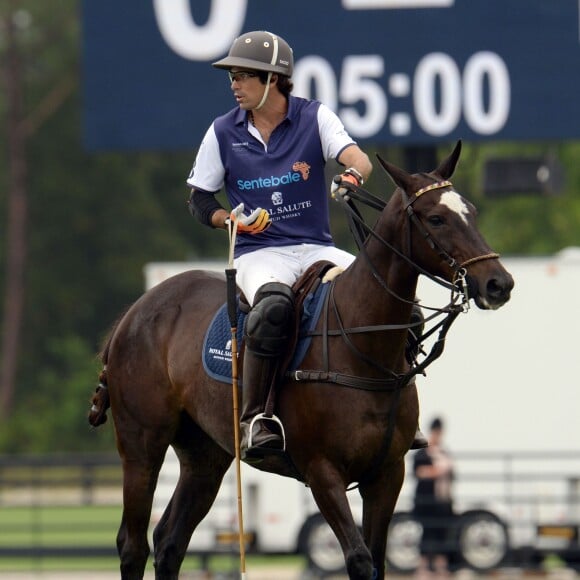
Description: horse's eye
427,215,444,227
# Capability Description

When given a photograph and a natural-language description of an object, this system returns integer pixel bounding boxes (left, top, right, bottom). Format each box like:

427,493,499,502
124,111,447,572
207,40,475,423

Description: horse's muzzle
468,269,514,310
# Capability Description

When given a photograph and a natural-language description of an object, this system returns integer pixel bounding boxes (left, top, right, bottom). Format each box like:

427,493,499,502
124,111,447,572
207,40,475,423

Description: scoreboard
82,0,580,149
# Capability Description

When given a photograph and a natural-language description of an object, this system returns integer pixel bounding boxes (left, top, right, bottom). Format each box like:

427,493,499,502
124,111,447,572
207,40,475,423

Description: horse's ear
434,140,462,179
376,153,412,191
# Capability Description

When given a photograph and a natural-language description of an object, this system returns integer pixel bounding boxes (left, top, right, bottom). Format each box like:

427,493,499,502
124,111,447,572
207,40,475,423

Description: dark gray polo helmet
212,31,293,77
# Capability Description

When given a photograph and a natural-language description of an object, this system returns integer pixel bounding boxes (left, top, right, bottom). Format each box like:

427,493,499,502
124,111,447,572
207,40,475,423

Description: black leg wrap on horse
407,302,429,449
406,302,425,364
241,283,295,462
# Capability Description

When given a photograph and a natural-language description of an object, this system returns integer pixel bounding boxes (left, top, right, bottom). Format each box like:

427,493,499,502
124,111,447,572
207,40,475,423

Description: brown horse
88,141,513,580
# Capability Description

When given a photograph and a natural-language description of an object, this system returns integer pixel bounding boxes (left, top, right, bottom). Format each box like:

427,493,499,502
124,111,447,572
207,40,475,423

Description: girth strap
291,369,415,392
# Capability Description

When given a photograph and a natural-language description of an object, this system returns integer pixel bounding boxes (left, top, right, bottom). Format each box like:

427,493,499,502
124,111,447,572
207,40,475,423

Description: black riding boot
240,282,295,462
240,349,284,459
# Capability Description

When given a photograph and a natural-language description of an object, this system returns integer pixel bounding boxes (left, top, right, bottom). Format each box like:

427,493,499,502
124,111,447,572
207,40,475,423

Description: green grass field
0,504,120,572
0,504,303,573
0,504,121,547
0,553,303,575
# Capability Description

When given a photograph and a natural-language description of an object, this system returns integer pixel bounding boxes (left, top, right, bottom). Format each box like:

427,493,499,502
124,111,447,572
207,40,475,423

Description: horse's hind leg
153,422,233,579
115,427,171,580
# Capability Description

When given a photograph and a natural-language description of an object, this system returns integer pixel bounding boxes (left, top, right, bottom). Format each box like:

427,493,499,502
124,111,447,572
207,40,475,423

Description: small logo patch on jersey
292,161,311,180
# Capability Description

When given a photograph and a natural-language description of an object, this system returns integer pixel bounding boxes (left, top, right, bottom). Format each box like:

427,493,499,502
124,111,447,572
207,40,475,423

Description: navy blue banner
82,0,580,150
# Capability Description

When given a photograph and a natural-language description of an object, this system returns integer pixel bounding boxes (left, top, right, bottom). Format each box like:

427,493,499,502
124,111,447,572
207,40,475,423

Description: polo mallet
225,203,247,579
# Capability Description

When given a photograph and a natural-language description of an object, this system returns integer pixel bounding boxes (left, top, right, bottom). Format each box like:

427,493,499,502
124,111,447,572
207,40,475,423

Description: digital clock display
291,52,510,140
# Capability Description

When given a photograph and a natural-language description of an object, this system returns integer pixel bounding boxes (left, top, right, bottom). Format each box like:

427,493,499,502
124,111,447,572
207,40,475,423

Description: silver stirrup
247,413,286,451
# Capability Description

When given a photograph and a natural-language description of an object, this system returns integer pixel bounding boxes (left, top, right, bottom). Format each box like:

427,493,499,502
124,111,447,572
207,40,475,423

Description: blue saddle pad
202,283,330,384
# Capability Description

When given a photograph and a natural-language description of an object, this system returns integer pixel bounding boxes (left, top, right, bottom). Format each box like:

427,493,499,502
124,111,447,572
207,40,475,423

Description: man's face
228,69,262,110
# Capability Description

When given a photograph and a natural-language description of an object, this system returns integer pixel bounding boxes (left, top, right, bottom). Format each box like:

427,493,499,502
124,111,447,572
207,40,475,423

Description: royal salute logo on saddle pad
202,305,245,382
202,283,330,384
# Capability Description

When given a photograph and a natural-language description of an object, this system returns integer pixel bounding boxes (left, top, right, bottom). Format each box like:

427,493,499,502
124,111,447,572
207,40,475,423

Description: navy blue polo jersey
213,96,339,257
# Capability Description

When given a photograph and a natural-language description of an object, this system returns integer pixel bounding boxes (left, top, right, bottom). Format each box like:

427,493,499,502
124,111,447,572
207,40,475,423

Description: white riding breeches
234,243,355,306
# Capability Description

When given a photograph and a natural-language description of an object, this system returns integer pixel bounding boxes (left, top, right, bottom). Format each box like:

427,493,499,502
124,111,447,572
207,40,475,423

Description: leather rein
289,178,500,392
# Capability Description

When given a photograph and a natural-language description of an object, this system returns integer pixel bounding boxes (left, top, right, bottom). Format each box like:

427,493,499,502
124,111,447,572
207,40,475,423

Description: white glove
232,206,271,234
330,167,364,202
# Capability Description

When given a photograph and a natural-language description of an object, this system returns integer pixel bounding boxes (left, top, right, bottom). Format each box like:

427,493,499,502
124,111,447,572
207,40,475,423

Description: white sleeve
317,103,356,162
186,123,225,192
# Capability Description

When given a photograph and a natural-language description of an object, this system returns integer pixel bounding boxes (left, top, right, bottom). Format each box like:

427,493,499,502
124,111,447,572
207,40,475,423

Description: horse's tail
87,324,117,428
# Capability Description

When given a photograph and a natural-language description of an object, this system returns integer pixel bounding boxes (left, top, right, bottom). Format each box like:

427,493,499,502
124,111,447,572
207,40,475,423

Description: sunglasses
228,71,258,83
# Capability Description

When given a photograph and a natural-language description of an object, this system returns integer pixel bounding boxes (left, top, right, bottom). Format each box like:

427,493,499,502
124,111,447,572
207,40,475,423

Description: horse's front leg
307,461,374,580
359,458,406,579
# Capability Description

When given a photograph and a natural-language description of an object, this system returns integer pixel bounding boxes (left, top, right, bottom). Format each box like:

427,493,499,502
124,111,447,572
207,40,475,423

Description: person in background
413,417,455,579
187,30,426,461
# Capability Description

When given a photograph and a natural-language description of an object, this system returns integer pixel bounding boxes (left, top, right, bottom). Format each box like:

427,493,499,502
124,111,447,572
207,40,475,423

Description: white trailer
146,248,580,574
416,246,580,456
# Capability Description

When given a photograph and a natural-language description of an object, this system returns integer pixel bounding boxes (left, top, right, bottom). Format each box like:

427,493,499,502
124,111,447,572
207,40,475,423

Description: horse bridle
339,178,499,310
399,180,500,306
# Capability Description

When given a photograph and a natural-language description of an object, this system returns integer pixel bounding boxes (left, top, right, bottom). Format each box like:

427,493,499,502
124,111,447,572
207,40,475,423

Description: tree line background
1,1,579,454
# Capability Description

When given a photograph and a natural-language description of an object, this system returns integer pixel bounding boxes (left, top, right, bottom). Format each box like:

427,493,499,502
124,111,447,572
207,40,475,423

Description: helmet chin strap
253,34,278,111
254,72,273,110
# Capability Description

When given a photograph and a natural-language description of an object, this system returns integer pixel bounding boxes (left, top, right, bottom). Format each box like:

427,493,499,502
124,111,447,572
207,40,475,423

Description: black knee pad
245,283,295,357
